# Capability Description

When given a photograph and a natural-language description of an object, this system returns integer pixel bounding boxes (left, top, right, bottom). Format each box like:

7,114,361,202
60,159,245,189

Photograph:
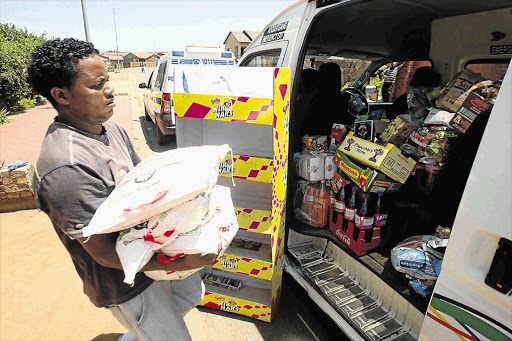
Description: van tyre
156,124,171,145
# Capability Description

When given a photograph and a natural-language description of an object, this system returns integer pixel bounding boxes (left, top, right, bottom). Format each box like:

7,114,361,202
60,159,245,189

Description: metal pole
81,0,91,42
113,8,120,72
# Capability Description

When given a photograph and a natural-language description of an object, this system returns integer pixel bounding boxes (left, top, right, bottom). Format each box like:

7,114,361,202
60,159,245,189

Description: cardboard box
436,69,485,113
333,154,402,193
450,91,494,133
295,152,335,181
338,132,416,184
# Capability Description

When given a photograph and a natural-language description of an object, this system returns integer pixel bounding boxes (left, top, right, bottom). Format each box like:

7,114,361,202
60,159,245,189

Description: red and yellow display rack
174,67,290,322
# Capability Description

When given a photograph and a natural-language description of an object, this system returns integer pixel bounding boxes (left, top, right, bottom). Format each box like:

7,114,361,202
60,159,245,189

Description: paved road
0,68,343,341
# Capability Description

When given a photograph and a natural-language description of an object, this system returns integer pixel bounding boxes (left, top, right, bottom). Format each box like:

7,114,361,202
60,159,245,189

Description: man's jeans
107,273,205,341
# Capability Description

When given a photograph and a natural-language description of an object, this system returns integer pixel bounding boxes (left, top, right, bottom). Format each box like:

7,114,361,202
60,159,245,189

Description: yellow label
174,93,273,125
213,254,273,280
200,291,271,322
218,155,272,183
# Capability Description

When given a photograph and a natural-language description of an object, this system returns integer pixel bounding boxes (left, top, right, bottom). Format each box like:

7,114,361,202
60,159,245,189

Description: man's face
66,54,115,127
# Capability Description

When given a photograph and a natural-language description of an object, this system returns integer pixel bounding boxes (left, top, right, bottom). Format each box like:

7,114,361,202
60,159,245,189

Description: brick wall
0,163,37,212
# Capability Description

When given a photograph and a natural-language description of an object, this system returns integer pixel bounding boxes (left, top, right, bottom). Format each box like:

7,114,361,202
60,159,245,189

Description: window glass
154,60,167,90
240,49,281,67
465,59,510,82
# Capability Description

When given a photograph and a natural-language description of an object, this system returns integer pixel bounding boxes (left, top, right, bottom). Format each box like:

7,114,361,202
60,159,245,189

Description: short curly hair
27,38,99,108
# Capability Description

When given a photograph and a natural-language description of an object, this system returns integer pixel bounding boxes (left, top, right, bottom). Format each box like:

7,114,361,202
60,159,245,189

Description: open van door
419,65,512,340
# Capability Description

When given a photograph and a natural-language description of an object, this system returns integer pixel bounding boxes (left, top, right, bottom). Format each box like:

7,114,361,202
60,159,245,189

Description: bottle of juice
313,179,329,228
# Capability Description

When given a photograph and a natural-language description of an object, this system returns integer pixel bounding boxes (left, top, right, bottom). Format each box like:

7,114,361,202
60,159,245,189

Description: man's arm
78,233,217,272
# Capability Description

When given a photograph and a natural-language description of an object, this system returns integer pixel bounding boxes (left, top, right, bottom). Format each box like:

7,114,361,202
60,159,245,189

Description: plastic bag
407,86,431,121
390,234,448,281
400,125,458,165
144,186,239,281
83,144,232,237
115,194,213,285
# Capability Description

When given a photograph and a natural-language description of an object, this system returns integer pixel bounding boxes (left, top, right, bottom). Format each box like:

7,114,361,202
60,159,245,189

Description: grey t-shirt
33,118,153,307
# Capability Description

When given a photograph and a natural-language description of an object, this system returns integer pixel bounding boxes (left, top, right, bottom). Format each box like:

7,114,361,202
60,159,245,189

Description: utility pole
81,0,91,42
113,7,120,72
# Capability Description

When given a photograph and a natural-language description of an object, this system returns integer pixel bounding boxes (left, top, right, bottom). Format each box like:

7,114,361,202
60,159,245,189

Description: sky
0,0,296,53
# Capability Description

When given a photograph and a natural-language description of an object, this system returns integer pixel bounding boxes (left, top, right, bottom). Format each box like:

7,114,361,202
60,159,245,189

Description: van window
240,49,281,67
465,59,510,82
154,60,168,90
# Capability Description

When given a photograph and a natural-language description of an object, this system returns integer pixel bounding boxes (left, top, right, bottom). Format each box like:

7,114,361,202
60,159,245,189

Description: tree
0,23,46,111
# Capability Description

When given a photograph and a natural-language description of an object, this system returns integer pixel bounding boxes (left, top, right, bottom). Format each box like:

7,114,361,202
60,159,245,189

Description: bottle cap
352,187,357,192
341,180,346,186
363,194,370,199
378,192,383,197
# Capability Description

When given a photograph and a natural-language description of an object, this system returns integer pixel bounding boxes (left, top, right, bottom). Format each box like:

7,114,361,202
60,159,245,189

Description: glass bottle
374,192,388,240
332,180,346,224
355,193,374,242
342,187,357,232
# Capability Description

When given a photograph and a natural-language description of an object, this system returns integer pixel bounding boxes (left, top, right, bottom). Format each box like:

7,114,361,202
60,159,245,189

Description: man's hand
163,253,218,272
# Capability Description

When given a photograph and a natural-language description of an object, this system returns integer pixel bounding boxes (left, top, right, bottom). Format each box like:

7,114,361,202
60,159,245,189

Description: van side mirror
139,83,147,89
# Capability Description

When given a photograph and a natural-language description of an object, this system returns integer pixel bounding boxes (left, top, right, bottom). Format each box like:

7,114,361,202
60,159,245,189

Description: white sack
116,194,213,285
83,144,232,237
145,185,239,281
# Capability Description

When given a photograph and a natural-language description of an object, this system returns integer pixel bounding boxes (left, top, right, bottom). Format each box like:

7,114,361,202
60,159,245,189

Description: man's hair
27,38,99,108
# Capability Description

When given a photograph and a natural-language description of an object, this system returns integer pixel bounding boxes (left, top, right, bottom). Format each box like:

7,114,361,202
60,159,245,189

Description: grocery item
83,144,232,237
390,234,450,296
354,193,373,242
373,192,388,241
311,180,329,228
301,135,329,153
342,187,358,233
436,68,486,112
449,80,500,133
332,180,346,224
380,115,420,147
295,151,335,181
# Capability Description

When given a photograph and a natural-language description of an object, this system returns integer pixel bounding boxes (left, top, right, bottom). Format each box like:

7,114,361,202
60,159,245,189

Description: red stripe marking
427,312,476,341
183,102,211,118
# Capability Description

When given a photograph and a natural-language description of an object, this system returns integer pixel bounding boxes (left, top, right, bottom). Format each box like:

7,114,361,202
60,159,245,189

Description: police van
139,46,235,145
172,0,511,339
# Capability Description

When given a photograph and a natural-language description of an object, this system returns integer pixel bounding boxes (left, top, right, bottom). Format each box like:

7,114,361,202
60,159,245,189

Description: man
381,62,401,102
28,38,215,341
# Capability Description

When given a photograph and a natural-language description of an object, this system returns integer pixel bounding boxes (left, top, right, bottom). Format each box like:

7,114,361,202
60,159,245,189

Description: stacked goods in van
81,145,239,285
294,128,344,228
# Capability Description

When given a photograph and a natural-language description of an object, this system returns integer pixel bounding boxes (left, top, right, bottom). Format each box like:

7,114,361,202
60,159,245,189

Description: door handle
485,238,512,295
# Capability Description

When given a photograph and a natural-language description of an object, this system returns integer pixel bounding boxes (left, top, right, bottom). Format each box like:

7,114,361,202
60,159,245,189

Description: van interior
281,0,510,338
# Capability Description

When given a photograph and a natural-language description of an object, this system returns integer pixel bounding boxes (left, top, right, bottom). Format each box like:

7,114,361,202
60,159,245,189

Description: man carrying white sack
28,38,217,341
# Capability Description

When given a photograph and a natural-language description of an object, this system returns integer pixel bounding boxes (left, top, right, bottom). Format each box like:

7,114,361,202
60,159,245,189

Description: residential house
130,52,160,68
224,30,260,60
99,52,125,70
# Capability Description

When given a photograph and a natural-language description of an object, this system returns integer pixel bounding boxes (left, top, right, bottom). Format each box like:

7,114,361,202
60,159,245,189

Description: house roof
100,53,125,61
131,52,159,59
223,30,259,44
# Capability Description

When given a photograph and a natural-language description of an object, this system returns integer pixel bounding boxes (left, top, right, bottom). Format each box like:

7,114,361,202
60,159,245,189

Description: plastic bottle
373,192,388,240
313,179,329,228
332,180,347,224
355,193,374,242
304,182,316,221
342,187,357,232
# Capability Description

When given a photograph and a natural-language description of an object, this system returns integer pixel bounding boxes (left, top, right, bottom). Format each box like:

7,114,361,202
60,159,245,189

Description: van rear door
419,65,512,341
